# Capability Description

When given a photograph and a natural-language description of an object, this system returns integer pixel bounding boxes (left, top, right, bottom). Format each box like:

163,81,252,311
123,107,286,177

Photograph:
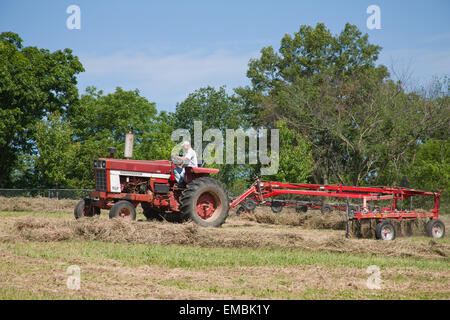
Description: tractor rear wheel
74,199,100,219
426,219,445,239
375,220,396,240
180,177,229,227
109,200,136,221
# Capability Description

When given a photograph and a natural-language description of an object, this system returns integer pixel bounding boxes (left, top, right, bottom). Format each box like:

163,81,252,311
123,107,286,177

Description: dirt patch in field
1,215,448,260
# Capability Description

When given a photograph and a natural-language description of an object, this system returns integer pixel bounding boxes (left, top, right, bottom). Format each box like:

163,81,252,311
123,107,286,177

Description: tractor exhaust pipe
124,131,134,159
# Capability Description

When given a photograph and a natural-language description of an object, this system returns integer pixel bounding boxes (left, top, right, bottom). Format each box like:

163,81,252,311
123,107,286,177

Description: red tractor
74,151,229,227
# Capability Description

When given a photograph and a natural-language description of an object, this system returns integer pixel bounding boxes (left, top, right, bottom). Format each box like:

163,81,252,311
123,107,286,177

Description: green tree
34,112,78,188
408,139,449,193
55,87,176,187
9,153,36,188
267,120,313,183
171,86,245,131
171,86,252,187
237,23,447,186
378,139,450,210
68,86,175,160
0,32,84,187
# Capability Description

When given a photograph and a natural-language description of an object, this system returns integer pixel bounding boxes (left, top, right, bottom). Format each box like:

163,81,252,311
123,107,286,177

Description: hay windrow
0,196,145,214
0,198,448,259
0,196,78,213
2,215,448,260
9,216,202,245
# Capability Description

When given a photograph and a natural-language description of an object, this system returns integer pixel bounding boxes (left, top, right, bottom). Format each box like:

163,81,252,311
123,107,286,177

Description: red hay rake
230,177,444,240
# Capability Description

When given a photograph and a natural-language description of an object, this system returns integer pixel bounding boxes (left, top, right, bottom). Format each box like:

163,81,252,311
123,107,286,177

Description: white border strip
110,170,171,179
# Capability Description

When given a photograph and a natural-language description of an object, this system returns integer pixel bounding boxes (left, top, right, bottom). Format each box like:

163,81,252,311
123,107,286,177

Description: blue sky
1,0,449,111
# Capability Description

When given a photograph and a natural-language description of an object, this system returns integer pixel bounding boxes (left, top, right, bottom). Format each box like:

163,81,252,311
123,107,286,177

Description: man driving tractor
173,141,198,184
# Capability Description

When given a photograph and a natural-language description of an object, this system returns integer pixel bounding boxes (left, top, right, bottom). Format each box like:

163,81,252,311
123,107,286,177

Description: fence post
345,197,350,238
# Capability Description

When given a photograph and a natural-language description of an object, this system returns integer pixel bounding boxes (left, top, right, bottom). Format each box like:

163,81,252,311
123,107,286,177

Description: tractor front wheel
74,199,100,219
180,177,229,227
109,200,137,221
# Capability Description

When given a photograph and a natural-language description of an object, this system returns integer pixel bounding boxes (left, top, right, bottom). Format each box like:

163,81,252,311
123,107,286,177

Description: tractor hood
95,158,220,175
98,158,173,174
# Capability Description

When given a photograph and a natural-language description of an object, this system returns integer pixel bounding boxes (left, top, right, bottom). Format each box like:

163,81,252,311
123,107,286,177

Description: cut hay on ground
0,196,78,213
1,215,448,260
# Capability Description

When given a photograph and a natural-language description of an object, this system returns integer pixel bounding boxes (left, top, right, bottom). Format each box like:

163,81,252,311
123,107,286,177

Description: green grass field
0,209,448,300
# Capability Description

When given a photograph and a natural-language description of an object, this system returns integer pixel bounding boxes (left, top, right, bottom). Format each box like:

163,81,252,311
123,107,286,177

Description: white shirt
184,148,198,167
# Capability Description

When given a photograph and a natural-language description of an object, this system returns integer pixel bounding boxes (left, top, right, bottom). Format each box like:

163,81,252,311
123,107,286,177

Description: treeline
0,24,448,201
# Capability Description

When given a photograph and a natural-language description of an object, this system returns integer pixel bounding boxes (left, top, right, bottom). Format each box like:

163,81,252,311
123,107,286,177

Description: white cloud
77,49,257,110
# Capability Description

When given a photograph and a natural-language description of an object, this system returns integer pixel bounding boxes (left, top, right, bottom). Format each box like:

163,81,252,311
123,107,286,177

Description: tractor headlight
93,160,106,168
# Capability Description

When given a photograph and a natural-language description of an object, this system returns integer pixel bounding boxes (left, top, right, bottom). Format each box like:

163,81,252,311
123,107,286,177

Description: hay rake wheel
270,201,283,213
242,199,257,213
236,206,246,216
375,220,396,240
295,202,308,213
426,219,445,239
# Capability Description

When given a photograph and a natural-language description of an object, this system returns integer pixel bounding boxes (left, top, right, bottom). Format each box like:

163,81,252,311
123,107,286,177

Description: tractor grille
95,170,107,191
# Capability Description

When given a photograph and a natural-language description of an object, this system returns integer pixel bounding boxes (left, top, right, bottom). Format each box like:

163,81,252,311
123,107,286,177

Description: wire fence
0,189,92,200
0,188,446,213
